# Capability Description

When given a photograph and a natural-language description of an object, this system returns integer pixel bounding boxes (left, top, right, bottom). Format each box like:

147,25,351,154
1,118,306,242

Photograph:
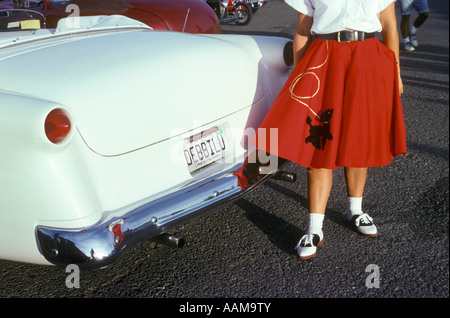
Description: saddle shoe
351,213,378,237
295,232,324,260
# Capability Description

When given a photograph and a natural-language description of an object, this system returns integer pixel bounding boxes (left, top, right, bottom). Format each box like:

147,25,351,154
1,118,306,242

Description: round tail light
45,108,72,144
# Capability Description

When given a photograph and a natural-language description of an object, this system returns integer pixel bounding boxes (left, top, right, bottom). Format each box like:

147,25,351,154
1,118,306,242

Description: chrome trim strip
35,160,276,269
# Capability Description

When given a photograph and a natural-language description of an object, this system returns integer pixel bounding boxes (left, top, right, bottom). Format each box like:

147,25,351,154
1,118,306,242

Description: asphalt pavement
0,0,448,303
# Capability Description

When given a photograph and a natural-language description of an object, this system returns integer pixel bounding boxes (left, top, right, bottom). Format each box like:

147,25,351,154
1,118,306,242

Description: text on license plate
183,126,227,173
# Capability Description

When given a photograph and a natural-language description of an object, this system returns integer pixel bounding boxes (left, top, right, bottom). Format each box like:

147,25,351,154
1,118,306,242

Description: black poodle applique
305,108,333,150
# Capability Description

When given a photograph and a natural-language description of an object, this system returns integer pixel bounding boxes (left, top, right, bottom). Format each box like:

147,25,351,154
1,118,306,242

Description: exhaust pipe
152,233,185,248
272,170,297,183
259,166,297,183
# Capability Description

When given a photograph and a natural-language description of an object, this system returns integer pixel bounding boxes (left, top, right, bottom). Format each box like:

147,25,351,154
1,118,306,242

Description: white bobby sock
403,37,411,44
347,197,363,221
410,25,418,35
308,213,324,236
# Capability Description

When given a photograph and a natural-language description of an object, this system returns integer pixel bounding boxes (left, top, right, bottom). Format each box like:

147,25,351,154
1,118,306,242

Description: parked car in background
0,13,294,269
0,0,222,33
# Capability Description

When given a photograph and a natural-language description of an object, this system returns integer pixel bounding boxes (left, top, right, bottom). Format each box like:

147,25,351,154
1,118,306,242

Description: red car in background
0,0,222,33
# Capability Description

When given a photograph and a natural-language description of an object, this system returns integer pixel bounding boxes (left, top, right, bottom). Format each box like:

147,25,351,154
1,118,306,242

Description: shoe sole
298,238,324,260
362,232,378,237
355,225,378,237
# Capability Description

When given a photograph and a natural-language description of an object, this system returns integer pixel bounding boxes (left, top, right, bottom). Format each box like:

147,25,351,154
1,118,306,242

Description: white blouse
285,0,395,34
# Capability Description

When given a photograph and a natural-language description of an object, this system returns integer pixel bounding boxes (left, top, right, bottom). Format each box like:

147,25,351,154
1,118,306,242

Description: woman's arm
379,2,403,94
293,12,314,66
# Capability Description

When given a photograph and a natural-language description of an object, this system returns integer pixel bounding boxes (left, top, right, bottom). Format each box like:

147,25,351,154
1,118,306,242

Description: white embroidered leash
289,40,329,120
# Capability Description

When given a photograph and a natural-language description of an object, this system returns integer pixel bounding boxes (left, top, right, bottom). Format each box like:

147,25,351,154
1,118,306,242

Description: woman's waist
314,31,377,43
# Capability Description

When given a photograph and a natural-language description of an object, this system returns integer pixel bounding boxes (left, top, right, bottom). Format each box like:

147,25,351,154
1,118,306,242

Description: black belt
315,31,376,42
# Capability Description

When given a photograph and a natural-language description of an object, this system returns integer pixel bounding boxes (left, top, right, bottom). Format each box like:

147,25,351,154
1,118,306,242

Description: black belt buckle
337,31,359,43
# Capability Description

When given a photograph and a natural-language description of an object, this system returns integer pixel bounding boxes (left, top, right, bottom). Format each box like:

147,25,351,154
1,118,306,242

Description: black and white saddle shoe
295,232,324,260
351,213,378,237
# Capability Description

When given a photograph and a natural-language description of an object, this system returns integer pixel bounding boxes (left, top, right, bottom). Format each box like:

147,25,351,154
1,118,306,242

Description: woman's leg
413,12,429,29
296,168,332,259
345,167,367,219
307,168,333,215
344,167,367,198
400,14,411,39
344,167,377,236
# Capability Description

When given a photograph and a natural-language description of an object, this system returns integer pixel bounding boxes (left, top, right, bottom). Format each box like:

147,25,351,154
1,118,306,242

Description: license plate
183,126,228,173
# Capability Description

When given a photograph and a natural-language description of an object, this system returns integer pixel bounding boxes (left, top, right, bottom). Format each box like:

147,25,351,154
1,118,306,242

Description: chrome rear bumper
36,160,282,269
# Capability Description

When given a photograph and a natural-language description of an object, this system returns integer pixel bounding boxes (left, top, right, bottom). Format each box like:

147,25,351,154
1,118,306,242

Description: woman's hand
380,3,403,95
398,68,404,95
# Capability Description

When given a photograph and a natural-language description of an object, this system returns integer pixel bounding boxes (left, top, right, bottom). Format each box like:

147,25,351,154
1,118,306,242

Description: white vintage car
0,13,294,269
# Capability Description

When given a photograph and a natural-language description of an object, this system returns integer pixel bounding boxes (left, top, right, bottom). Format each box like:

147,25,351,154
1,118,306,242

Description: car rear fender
0,90,69,150
0,90,102,223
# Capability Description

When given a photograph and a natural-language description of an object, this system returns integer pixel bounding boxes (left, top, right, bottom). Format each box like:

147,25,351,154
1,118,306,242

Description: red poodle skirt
252,38,407,169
